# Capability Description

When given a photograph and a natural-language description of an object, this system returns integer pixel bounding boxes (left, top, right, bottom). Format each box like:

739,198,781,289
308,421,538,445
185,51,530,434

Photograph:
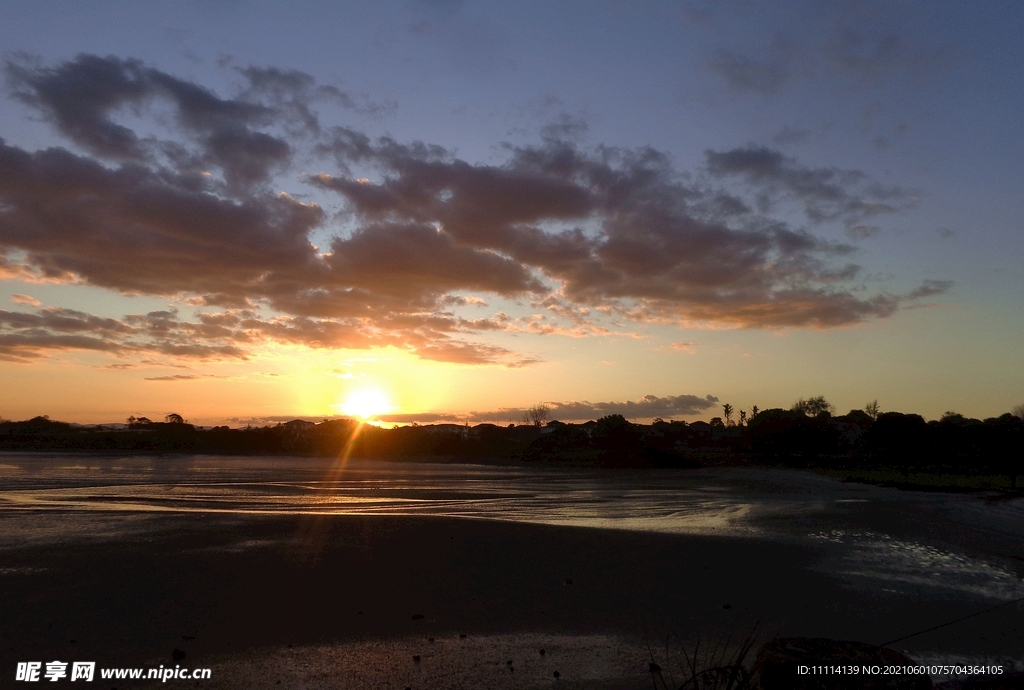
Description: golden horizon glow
339,388,392,420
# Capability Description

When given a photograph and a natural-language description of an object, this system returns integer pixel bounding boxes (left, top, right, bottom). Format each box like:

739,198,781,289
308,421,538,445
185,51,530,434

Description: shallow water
2,453,1023,605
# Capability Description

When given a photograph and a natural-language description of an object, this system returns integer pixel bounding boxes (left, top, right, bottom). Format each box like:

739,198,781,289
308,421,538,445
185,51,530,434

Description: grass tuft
647,624,761,690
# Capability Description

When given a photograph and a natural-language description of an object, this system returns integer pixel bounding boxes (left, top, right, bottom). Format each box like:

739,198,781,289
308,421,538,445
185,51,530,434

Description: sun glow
341,388,392,420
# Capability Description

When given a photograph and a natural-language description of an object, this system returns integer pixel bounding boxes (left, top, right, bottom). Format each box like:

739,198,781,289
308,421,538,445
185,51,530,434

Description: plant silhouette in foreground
648,626,761,690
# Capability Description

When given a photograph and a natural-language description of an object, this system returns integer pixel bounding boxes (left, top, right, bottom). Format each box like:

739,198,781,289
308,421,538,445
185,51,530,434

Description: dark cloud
0,332,124,362
0,55,947,366
6,54,283,189
0,303,530,367
4,54,389,192
629,288,903,329
0,138,324,297
316,133,933,327
772,125,811,146
541,394,720,421
705,145,917,226
688,0,953,95
846,224,881,241
709,51,788,96
227,415,328,424
820,27,950,83
322,222,544,300
0,306,132,335
379,393,721,424
378,412,462,423
905,280,954,301
0,307,248,362
539,113,589,142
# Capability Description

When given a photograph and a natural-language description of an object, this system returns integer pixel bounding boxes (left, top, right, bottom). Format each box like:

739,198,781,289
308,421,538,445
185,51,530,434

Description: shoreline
821,468,1024,495
4,448,1020,490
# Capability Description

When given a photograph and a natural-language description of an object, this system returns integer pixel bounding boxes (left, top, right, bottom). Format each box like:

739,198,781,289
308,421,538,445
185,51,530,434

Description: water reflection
0,455,767,535
1,453,1023,601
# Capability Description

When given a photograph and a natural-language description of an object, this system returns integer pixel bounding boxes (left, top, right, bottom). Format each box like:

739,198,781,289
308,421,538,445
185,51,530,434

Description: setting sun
341,389,392,420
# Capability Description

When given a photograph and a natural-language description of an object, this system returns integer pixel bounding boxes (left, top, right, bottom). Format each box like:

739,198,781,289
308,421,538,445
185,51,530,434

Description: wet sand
2,510,1022,688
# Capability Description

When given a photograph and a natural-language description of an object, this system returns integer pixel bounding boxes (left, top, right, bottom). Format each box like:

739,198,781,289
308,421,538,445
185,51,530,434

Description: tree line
1,398,1021,486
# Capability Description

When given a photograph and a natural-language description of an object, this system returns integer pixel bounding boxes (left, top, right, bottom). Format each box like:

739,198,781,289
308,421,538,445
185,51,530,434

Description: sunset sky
1,1,1022,426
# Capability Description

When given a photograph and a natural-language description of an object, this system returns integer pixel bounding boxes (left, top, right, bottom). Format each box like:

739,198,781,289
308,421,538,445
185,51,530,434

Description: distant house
425,423,469,438
540,420,566,435
282,419,315,429
829,418,865,446
467,423,501,439
281,419,316,437
686,420,714,445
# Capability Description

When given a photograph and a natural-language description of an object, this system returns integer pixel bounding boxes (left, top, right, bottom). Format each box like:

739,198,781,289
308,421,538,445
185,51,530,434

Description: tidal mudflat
1,455,1022,688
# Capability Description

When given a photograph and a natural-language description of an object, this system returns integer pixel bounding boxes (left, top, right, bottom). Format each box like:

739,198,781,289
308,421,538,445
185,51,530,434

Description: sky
0,0,1022,426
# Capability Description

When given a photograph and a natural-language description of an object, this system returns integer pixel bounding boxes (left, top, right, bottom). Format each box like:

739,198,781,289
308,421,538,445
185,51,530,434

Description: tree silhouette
739,410,747,426
723,403,734,426
1013,404,1024,422
523,404,550,427
165,413,185,424
865,400,880,420
792,396,834,417
591,414,639,450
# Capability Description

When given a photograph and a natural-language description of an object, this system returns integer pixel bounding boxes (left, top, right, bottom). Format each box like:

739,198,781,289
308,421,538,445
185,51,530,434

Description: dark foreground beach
1,512,1022,688
1,457,1023,688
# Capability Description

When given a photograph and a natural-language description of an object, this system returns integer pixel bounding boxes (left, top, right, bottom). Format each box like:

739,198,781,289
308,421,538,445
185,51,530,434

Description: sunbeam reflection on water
2,454,1023,602
0,455,765,536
